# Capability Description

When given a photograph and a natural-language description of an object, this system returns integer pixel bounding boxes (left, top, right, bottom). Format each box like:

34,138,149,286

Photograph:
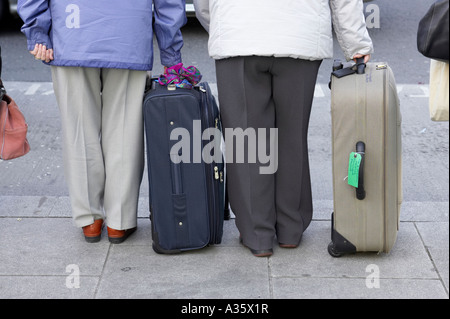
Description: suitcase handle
330,57,366,80
355,141,366,200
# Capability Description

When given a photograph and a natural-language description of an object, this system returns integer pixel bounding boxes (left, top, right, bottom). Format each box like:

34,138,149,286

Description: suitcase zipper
199,82,224,244
202,84,219,244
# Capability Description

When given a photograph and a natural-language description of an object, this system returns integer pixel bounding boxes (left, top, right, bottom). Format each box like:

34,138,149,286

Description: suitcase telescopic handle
356,141,366,200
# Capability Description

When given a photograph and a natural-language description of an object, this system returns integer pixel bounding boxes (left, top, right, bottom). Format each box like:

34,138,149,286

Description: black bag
417,0,449,61
143,79,225,254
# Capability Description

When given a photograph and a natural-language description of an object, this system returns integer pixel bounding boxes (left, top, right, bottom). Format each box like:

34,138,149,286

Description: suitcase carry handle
355,141,366,200
330,57,366,79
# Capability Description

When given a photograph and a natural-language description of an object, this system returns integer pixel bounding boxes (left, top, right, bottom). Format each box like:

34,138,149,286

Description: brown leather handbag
1,79,30,160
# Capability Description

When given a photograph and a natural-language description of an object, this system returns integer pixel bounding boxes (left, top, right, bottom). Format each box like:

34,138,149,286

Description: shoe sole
108,228,137,244
108,237,126,244
84,235,101,243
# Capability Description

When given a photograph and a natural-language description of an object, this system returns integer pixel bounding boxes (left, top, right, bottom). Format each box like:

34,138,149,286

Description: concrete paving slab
272,277,448,299
415,221,449,291
48,196,72,217
0,195,57,217
0,276,99,299
0,218,109,276
400,201,449,222
270,221,439,280
96,245,271,299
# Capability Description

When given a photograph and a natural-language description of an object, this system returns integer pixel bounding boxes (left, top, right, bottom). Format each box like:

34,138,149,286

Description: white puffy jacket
193,0,373,61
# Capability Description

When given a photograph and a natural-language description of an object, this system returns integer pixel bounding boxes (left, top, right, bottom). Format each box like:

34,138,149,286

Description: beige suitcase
328,59,402,257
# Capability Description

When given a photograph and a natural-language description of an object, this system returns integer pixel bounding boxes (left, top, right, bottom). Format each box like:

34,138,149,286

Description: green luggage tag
348,152,362,188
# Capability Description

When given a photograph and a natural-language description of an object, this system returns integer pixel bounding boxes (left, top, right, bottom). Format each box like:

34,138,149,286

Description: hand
353,54,370,64
30,44,54,63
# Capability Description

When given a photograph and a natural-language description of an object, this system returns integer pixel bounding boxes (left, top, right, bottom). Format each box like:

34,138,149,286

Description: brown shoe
107,226,137,244
82,219,104,243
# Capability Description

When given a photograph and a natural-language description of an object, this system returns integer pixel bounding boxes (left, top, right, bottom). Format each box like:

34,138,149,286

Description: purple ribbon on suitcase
158,63,203,89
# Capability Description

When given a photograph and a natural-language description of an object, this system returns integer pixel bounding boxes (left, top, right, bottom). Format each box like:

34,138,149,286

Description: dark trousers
216,56,322,250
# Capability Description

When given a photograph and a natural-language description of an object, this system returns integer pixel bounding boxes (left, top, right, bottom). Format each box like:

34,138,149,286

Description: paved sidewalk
0,196,448,299
0,81,448,300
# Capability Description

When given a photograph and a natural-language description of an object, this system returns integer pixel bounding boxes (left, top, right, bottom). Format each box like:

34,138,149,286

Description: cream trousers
51,66,147,230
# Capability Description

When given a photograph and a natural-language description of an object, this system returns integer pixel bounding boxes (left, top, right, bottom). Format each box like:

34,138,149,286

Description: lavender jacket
18,0,186,70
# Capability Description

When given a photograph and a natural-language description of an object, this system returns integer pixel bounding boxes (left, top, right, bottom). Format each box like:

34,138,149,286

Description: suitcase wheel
327,242,343,258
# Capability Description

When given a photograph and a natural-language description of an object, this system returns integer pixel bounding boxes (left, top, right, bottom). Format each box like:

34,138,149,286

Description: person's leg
100,68,147,231
51,66,105,228
272,58,322,246
216,56,276,252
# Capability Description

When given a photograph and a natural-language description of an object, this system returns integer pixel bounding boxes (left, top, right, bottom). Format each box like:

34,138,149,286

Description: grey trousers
216,56,321,250
51,66,147,230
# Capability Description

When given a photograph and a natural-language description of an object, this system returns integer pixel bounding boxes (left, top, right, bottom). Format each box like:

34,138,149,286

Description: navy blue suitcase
143,80,225,254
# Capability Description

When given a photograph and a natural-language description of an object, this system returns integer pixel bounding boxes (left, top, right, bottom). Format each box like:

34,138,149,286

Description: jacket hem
46,60,153,71
210,53,331,61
